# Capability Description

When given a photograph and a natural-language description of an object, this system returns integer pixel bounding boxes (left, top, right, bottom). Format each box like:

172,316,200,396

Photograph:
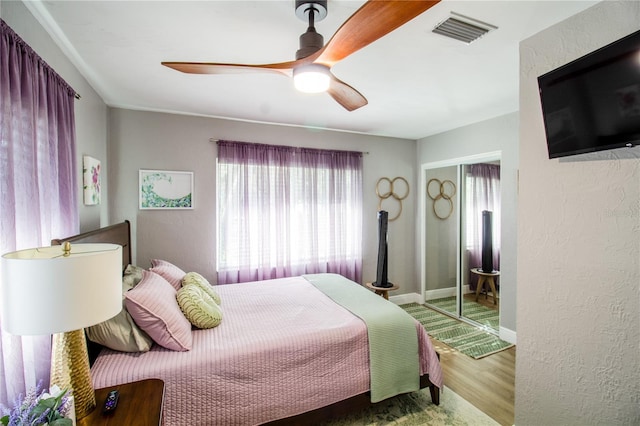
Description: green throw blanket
304,273,419,402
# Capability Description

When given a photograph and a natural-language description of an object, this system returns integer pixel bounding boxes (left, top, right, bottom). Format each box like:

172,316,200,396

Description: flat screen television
537,29,640,159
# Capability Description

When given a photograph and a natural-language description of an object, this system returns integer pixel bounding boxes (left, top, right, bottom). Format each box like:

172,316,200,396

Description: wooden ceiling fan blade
161,61,297,76
315,0,441,66
327,74,367,111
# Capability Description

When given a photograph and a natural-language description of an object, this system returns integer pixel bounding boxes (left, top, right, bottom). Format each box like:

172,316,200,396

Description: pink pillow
125,270,192,351
149,259,186,290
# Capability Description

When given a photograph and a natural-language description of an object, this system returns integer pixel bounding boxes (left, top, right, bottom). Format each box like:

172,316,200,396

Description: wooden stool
471,268,499,305
365,282,399,300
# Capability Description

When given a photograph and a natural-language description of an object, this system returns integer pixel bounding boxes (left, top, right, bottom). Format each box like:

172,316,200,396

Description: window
217,141,363,284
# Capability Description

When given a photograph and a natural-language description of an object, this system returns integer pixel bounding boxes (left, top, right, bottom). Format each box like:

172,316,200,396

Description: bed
53,221,442,425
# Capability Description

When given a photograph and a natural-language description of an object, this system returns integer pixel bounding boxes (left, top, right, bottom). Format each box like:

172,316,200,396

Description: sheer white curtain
0,19,79,405
217,141,363,284
465,163,501,288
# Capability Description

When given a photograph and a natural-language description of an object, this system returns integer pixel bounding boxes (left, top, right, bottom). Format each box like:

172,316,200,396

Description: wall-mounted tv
538,29,640,159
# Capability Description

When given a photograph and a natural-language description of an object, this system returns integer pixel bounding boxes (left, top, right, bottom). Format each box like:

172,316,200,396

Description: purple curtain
217,141,363,284
0,19,79,406
465,163,501,290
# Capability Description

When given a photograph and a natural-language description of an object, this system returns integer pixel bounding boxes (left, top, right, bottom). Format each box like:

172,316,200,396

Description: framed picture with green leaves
139,170,194,210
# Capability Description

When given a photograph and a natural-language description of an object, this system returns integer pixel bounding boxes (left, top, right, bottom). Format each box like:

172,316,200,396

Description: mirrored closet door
423,165,459,317
421,153,501,331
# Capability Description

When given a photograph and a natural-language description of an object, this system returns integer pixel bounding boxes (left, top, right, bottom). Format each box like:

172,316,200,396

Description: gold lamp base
50,329,96,420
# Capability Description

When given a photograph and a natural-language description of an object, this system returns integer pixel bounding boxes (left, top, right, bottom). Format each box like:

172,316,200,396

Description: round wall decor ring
427,178,456,220
377,197,403,221
376,176,409,200
376,176,410,221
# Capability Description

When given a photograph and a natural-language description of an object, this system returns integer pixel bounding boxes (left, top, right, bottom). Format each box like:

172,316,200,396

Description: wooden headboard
51,220,132,272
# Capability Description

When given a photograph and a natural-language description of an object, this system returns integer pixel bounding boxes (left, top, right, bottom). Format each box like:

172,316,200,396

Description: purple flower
0,382,72,426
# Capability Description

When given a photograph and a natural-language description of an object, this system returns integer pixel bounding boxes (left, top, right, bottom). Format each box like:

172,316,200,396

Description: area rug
401,303,513,359
323,386,498,425
427,296,499,333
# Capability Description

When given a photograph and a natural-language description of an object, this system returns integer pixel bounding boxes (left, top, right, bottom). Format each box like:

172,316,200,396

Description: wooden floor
430,335,515,426
464,289,500,310
429,289,513,424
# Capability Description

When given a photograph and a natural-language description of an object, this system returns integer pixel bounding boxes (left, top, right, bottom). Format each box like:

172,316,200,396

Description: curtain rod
210,138,369,155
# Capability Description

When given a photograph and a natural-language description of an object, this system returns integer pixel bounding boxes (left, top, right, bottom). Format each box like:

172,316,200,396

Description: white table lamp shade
1,243,122,336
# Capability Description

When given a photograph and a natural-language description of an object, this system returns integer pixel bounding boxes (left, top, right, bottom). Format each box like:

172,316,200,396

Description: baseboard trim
389,292,421,305
424,287,456,300
499,327,517,345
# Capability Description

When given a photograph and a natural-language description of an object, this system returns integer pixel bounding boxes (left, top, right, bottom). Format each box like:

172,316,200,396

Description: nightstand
77,379,164,426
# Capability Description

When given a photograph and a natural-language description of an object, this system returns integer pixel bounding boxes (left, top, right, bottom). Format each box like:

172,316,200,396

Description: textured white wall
516,1,640,424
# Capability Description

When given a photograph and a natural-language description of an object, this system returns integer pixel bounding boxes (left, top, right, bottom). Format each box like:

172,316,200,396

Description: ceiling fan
161,0,440,111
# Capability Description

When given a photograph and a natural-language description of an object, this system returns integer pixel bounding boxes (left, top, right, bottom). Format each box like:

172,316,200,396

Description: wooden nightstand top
77,379,164,426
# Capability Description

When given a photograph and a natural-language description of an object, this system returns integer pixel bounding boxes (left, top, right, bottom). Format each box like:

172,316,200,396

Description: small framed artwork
83,155,101,205
139,170,194,210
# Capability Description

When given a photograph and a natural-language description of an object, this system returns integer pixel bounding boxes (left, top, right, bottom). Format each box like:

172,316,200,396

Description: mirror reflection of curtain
465,164,501,289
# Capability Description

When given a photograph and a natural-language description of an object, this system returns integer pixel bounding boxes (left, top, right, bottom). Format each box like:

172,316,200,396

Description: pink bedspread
91,276,442,425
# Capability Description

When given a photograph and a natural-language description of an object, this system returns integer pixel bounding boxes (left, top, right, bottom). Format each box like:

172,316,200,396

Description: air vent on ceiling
432,12,497,44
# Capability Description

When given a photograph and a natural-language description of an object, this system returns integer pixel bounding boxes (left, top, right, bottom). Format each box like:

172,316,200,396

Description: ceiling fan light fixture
293,64,330,93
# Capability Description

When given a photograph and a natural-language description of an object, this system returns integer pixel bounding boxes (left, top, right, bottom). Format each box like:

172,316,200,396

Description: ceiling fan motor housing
295,0,327,60
296,29,324,60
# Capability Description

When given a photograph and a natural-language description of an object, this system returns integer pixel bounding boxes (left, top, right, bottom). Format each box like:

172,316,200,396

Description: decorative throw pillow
125,270,192,351
86,265,153,352
181,272,221,305
177,285,223,329
123,264,145,289
149,259,186,290
85,308,153,353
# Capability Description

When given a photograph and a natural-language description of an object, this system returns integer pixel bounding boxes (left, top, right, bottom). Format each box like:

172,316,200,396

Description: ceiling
27,0,598,140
